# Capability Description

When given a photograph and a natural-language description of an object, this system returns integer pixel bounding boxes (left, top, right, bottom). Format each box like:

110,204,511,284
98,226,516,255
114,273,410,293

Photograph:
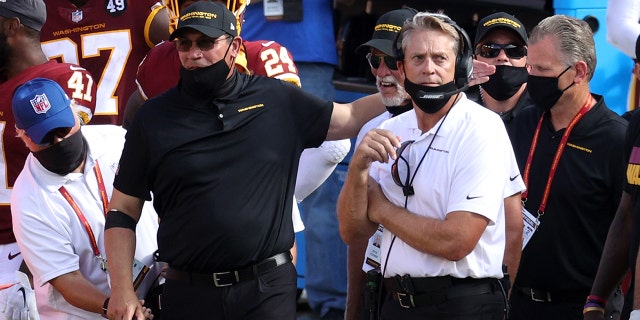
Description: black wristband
102,297,109,317
105,209,137,231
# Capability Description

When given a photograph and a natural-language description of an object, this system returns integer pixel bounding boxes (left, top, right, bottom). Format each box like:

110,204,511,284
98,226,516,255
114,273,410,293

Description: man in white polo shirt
10,78,157,319
338,12,518,319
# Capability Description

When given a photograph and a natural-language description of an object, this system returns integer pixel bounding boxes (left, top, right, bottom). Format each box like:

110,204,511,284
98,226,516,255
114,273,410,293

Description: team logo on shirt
30,94,52,114
105,0,127,17
627,146,640,186
71,10,83,23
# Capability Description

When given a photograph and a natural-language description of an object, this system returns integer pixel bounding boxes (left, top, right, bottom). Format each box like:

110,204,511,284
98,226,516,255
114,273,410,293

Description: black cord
374,100,456,319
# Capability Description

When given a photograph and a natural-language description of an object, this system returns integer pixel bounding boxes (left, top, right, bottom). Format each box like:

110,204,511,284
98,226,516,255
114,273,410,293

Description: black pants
380,288,505,319
160,262,297,319
509,286,623,320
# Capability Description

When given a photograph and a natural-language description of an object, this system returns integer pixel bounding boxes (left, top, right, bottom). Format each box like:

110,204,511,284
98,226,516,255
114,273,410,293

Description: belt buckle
212,271,239,287
396,293,415,308
530,289,551,302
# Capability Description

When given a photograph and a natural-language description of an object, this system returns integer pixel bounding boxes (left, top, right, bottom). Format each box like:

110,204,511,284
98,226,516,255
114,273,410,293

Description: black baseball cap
355,8,418,56
0,0,47,31
169,1,237,40
474,12,528,46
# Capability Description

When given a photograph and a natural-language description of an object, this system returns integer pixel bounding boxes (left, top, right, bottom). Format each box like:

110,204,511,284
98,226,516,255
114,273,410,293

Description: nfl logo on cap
30,93,53,114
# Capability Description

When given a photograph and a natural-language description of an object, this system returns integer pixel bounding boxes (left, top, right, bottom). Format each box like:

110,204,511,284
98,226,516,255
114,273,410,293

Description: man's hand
351,129,400,171
106,288,147,320
0,271,39,320
469,60,496,87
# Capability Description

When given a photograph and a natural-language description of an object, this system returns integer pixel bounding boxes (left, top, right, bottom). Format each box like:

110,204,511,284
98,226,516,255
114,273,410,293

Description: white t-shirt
370,95,512,279
11,125,159,319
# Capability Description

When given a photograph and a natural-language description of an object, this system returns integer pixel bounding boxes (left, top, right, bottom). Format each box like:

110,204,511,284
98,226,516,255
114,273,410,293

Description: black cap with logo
474,12,528,46
170,1,237,40
355,8,418,56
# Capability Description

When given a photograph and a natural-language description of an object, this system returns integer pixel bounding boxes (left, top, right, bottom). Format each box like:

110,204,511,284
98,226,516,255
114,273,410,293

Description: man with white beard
346,8,416,320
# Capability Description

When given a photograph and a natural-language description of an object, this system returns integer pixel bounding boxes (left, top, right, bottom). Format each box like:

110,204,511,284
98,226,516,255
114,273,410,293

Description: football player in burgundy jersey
0,1,96,315
40,0,171,125
124,0,300,128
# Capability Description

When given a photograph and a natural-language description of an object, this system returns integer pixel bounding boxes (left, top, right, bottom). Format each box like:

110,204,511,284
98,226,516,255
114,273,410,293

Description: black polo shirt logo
627,146,640,186
237,103,264,113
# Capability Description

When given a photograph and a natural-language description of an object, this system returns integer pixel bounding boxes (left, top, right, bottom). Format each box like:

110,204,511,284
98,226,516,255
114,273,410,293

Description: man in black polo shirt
507,15,627,320
102,2,385,319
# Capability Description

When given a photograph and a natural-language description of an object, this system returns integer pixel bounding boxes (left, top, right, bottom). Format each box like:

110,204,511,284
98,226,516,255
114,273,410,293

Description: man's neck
9,42,48,79
549,88,593,131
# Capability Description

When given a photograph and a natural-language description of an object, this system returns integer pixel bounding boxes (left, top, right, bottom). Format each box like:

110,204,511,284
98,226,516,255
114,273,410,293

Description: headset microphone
415,84,469,101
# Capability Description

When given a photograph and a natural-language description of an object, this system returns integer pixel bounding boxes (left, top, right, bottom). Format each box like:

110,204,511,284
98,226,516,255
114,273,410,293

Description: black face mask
481,65,528,101
386,100,413,117
404,79,459,114
33,129,87,175
527,66,575,111
179,41,233,98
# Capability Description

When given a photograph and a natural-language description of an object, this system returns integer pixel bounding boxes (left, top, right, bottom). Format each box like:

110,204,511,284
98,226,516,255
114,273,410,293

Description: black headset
394,13,473,90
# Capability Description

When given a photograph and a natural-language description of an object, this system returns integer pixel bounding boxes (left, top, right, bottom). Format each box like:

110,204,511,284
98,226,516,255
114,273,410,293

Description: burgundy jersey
40,0,163,125
136,39,300,99
0,61,96,244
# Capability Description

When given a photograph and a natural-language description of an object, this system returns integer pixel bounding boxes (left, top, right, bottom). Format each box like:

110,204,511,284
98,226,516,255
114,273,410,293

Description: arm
606,0,640,58
327,93,385,140
345,240,367,320
104,189,146,320
584,191,632,320
336,128,398,244
367,182,489,261
49,270,108,315
123,90,146,130
295,139,351,201
503,192,523,296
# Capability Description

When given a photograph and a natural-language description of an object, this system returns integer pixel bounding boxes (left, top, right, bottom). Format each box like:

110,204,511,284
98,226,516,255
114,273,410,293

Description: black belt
165,252,292,287
514,285,587,303
383,275,497,308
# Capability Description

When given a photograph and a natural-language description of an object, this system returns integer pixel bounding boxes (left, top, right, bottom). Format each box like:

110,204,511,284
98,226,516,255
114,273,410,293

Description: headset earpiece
452,22,473,89
438,16,472,89
393,31,404,62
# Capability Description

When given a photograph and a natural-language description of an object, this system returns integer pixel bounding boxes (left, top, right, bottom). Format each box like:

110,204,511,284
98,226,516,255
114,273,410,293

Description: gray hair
529,15,596,81
399,12,460,60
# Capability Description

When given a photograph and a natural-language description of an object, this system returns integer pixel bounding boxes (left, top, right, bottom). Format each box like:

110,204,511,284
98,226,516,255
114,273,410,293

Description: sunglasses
475,43,527,59
391,140,415,196
175,35,231,52
366,53,398,70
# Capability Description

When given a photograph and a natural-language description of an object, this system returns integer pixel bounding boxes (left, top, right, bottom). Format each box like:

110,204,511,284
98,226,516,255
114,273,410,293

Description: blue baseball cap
12,78,76,144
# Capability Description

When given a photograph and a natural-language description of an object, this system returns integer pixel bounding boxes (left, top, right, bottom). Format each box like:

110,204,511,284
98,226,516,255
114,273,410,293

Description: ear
573,60,589,84
230,36,242,60
2,17,21,37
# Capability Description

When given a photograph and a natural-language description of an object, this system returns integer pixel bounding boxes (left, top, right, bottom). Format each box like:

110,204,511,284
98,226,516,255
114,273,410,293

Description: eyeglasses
391,140,415,196
366,53,398,70
475,43,527,59
175,35,231,52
